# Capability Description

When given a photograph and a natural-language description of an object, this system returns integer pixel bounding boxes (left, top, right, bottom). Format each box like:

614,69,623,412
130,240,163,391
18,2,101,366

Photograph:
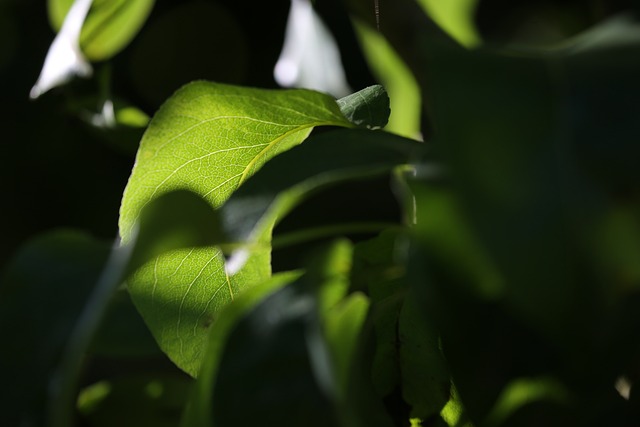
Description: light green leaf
48,0,155,61
119,82,353,376
337,85,390,130
126,189,226,274
418,0,481,48
484,377,569,426
127,246,268,377
353,21,421,138
124,190,266,377
119,81,352,242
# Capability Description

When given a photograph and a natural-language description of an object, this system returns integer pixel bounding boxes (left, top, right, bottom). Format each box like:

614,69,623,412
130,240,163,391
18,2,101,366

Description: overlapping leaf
119,82,354,375
218,129,426,260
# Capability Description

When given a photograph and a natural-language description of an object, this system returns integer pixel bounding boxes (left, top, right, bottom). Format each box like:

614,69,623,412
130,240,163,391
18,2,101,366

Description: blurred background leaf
48,0,155,61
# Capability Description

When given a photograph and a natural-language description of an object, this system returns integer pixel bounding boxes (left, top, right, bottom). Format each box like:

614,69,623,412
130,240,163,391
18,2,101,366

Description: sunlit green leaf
48,0,155,60
119,82,353,376
124,189,261,377
119,81,352,242
418,0,480,47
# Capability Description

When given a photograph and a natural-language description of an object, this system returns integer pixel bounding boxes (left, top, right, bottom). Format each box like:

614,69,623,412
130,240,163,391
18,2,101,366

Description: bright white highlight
84,99,116,128
30,0,94,99
274,0,351,98
224,249,250,277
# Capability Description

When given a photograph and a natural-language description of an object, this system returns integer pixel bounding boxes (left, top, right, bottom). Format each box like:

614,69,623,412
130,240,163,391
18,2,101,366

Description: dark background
2,0,635,268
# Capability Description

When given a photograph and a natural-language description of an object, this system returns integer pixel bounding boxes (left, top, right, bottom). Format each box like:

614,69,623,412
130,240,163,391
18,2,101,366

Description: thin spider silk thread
374,0,380,30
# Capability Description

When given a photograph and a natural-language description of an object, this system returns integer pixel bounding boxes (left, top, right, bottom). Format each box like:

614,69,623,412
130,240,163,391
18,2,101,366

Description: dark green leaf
89,289,160,359
182,271,301,427
398,289,450,420
337,85,391,129
352,230,407,397
209,247,347,427
219,129,426,262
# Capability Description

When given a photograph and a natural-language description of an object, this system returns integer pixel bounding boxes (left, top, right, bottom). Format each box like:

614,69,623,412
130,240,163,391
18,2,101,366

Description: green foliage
6,1,640,427
48,0,155,60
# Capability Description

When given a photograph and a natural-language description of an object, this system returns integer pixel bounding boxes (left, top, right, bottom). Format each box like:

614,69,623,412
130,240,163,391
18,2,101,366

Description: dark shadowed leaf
181,271,301,427
208,241,359,427
337,85,390,129
219,129,426,261
0,231,111,427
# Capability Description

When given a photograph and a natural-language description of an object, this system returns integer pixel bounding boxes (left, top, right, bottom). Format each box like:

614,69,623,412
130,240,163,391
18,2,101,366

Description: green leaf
337,85,391,129
119,81,352,243
352,21,421,138
43,191,225,427
31,192,225,427
120,82,353,376
410,184,504,300
182,271,302,427
417,0,481,48
399,289,450,420
219,129,426,258
352,230,407,397
206,242,357,427
48,0,155,61
324,292,370,399
126,189,226,274
124,189,263,377
299,239,370,401
483,377,570,427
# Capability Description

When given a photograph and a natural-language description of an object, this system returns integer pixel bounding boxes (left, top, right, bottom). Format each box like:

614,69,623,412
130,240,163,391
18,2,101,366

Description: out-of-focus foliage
3,1,640,427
